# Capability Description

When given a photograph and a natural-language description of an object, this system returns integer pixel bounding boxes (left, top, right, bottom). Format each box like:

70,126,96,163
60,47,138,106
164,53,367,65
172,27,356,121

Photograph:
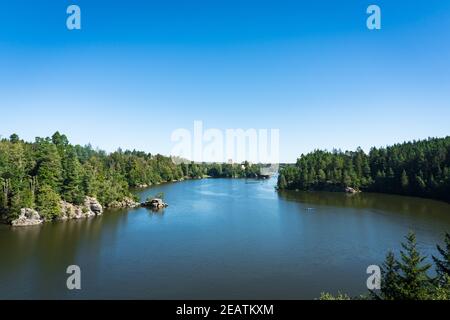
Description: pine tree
9,133,20,143
51,131,69,150
396,232,432,299
35,140,62,192
375,251,401,300
61,148,84,204
432,233,450,287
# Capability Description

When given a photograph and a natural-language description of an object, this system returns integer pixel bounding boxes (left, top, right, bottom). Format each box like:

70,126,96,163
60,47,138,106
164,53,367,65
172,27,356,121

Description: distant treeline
277,137,450,202
0,132,260,221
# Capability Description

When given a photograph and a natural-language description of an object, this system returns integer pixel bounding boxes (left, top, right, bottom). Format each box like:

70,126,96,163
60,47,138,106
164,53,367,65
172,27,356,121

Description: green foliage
376,251,401,300
35,138,63,191
396,232,433,299
278,137,450,202
61,147,84,204
373,232,435,300
401,170,409,189
278,174,287,189
433,233,450,288
36,185,61,220
9,133,20,144
0,132,262,221
342,232,450,300
319,292,351,300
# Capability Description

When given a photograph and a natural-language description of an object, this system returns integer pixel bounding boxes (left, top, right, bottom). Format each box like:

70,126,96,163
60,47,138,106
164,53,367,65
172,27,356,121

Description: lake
0,177,449,299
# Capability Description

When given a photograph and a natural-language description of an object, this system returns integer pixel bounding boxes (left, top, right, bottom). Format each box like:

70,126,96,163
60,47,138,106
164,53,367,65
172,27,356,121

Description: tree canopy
0,132,261,221
278,137,450,202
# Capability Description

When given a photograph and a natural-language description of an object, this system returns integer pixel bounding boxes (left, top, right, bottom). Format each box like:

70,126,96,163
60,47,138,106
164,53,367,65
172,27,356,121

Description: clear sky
1,0,449,162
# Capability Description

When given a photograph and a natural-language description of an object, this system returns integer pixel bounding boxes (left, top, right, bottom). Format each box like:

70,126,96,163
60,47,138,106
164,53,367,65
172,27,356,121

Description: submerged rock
11,208,42,226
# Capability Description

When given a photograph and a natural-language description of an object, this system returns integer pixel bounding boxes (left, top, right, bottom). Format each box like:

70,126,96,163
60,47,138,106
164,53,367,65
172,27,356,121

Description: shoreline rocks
107,197,141,209
85,197,103,215
9,188,174,226
11,208,43,227
59,196,103,220
9,195,149,226
12,196,104,226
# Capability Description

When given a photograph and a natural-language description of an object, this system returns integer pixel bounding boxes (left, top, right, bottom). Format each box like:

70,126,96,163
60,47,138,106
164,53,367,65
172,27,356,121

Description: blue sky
0,0,449,162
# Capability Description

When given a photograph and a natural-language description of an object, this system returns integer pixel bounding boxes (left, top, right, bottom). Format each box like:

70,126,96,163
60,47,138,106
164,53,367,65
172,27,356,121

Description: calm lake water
1,177,449,299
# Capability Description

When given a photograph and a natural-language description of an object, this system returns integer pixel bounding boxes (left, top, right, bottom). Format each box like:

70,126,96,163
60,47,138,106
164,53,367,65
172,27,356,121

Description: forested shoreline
0,132,261,223
277,137,450,202
2,133,449,225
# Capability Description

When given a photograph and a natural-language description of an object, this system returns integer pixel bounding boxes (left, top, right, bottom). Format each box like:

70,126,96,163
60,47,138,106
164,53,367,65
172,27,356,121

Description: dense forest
321,232,450,300
0,132,261,222
278,137,450,202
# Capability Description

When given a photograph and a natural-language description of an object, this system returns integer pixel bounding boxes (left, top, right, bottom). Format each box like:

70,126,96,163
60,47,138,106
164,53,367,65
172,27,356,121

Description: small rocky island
141,198,168,210
344,187,360,194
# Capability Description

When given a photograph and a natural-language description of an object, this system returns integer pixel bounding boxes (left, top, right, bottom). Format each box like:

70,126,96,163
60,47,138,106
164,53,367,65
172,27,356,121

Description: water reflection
0,178,449,299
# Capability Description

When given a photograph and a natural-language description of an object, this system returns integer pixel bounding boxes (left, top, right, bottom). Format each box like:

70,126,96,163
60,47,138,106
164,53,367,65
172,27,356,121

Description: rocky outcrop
11,208,43,226
141,198,168,210
85,197,103,215
59,197,103,220
345,187,360,194
8,195,161,227
107,197,141,208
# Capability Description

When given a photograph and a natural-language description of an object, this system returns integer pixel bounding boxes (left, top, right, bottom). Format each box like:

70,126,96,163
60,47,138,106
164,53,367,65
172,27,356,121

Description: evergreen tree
396,232,432,299
374,251,401,300
432,233,450,287
61,148,84,204
9,133,20,143
51,131,69,147
35,139,62,192
36,185,61,220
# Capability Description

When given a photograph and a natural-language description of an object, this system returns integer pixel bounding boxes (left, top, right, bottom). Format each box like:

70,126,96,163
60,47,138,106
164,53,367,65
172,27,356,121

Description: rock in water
11,208,42,226
11,197,104,226
59,197,103,220
85,197,103,215
142,198,168,210
345,187,359,194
